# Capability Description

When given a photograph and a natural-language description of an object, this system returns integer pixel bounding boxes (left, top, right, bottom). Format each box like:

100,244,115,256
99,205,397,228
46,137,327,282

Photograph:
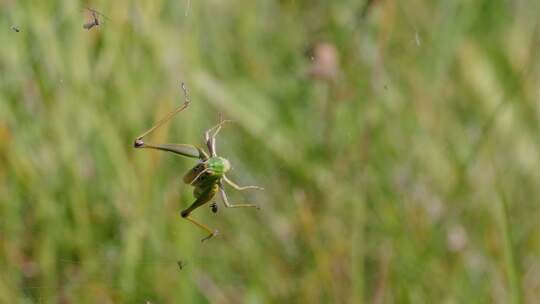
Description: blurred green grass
1,0,540,303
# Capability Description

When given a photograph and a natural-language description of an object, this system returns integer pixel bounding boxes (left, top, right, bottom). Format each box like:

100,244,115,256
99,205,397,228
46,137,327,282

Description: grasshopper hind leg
180,188,219,241
181,215,218,242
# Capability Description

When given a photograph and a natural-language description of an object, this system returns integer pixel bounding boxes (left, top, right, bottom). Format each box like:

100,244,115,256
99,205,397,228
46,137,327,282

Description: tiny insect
210,202,218,213
11,26,20,32
134,83,264,241
83,8,109,30
177,260,186,270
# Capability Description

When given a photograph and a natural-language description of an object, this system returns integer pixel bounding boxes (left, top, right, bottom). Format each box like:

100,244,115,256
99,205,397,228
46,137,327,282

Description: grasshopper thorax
183,156,230,185
206,156,231,176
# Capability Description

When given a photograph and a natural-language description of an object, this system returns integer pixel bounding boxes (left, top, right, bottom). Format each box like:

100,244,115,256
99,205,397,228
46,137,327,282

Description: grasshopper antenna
134,82,192,147
181,82,191,103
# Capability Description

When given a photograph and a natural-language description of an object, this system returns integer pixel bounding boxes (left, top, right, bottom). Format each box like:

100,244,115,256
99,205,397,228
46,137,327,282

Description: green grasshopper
134,83,263,241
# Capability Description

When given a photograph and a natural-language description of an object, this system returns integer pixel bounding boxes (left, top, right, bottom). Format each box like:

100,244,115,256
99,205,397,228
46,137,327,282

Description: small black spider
210,202,218,213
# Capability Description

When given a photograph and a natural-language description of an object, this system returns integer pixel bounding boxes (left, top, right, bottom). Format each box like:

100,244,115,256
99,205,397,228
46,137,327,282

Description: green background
1,0,539,303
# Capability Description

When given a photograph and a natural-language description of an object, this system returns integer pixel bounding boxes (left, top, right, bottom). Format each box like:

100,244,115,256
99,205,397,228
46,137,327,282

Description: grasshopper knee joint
134,138,145,148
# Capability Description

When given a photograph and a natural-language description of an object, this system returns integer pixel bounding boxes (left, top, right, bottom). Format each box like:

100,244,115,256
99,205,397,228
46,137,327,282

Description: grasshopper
134,83,263,241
